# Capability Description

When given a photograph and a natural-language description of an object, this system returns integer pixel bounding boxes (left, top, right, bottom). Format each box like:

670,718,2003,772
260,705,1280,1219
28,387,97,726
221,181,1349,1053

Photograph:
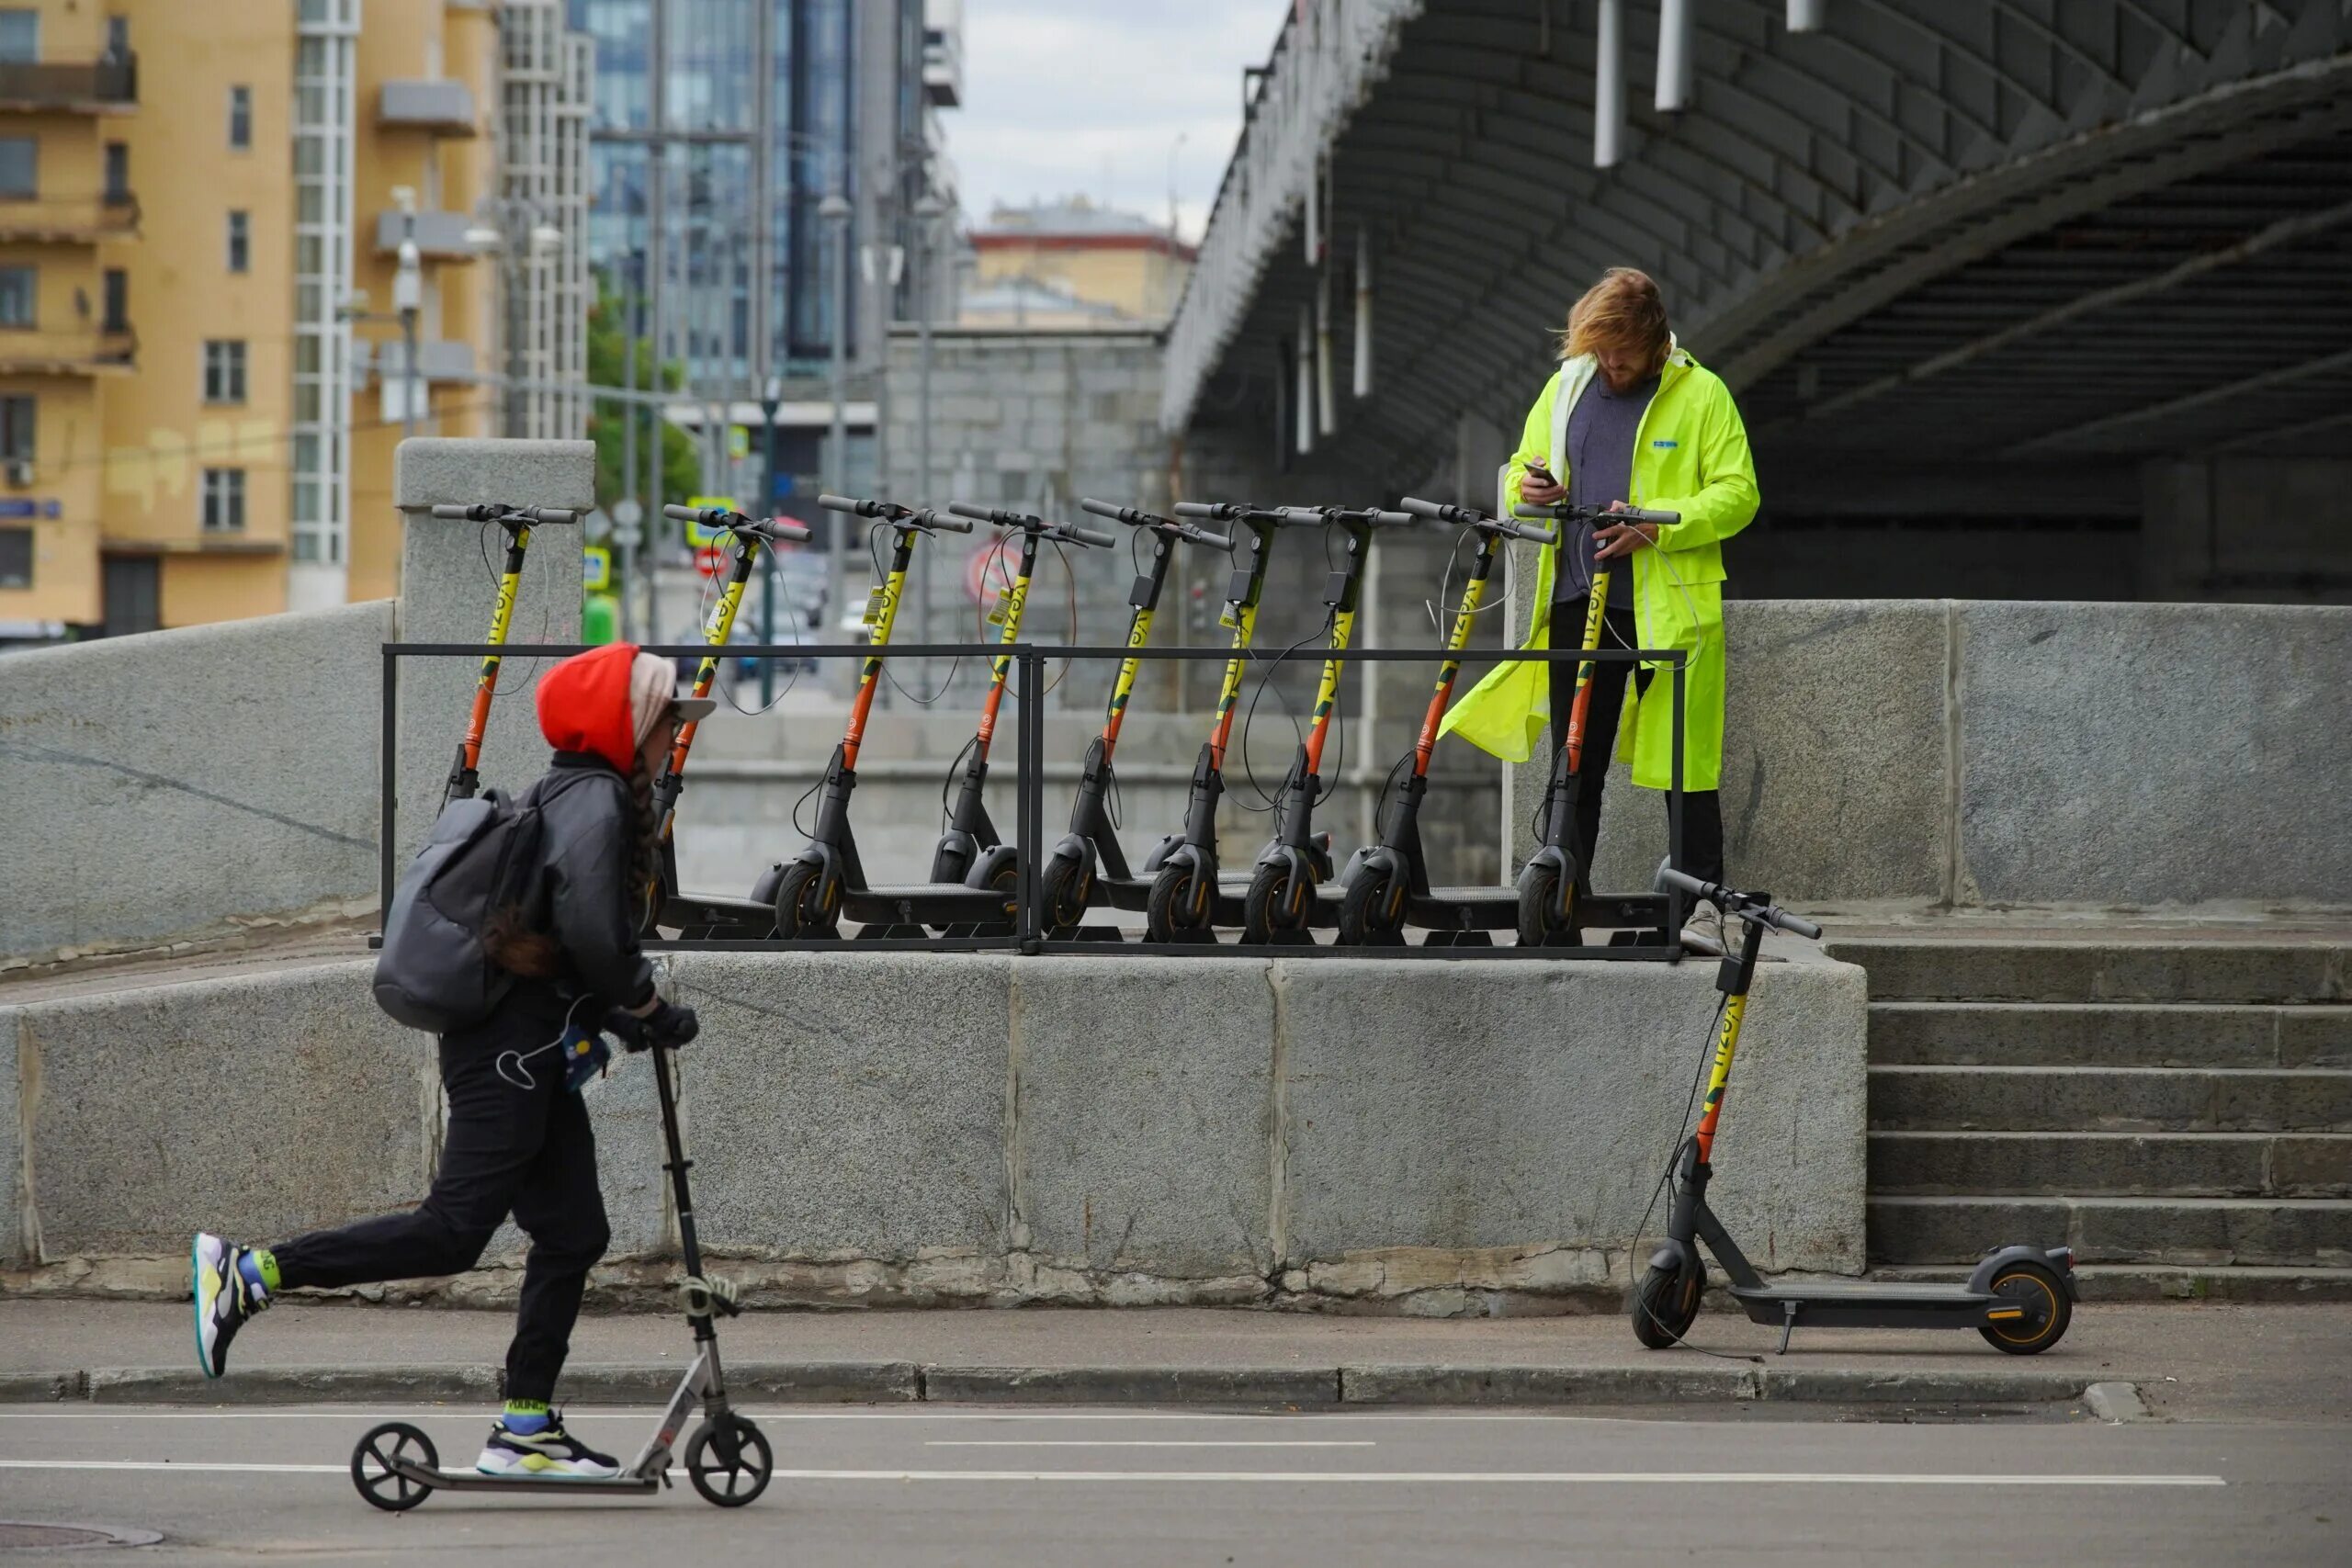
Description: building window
202,340,246,404
101,268,125,332
0,266,32,328
201,468,246,532
225,209,250,273
0,525,29,590
227,85,252,150
0,137,32,199
0,393,31,461
105,16,128,57
102,141,128,202
0,11,38,64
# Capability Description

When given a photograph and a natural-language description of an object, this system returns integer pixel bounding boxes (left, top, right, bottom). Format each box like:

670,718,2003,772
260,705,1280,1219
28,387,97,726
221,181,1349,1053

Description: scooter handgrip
663,503,710,524
1511,523,1559,546
1062,524,1117,548
1172,502,1225,520
529,507,581,525
1512,502,1563,522
1373,510,1418,526
1653,859,1715,905
1079,497,1131,523
1183,526,1234,552
1398,496,1451,521
921,510,975,534
1771,908,1823,941
429,502,486,521
950,502,1025,527
1615,505,1681,526
752,516,813,543
816,493,869,515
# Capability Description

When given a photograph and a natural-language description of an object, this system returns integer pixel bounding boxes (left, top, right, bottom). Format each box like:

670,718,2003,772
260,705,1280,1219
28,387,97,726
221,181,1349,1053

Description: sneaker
191,1232,268,1380
1682,906,1725,953
476,1414,621,1479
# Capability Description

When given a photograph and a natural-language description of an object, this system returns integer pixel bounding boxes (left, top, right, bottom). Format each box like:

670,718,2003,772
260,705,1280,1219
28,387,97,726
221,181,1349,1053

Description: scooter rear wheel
1337,864,1406,946
772,859,838,940
351,1421,437,1512
1978,1259,2072,1355
1515,861,1580,948
1243,861,1313,944
684,1414,773,1507
1630,1262,1702,1349
1146,863,1208,943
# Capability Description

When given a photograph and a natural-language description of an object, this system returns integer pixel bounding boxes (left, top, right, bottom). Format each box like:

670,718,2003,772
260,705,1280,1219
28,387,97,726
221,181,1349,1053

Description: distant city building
0,0,589,639
966,197,1195,328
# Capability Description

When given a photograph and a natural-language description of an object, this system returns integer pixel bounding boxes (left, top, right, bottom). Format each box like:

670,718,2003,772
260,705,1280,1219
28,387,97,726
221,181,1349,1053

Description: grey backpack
371,786,547,1032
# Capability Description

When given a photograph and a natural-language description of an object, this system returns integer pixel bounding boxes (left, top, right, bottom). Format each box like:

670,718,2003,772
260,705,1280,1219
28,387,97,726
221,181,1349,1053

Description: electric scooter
644,502,813,936
433,501,581,807
755,498,1111,938
1137,501,1308,943
1238,504,1417,945
1634,860,2079,1355
1333,495,1555,945
1509,499,1682,948
1033,496,1234,936
349,1031,772,1509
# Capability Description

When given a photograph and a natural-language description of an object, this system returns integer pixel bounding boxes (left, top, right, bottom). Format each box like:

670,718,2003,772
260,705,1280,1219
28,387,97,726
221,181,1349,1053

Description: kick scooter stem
434,502,581,807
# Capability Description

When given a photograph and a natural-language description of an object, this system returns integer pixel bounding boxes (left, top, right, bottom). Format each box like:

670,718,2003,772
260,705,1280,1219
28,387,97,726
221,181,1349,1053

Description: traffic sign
966,539,1015,604
728,425,751,460
582,545,612,592
695,545,729,579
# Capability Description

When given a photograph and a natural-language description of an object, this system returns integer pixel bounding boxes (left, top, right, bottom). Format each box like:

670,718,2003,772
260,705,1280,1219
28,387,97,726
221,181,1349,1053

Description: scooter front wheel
1337,864,1406,946
351,1421,437,1512
1978,1259,2072,1355
1631,1262,1702,1349
772,859,838,940
1515,861,1580,948
1243,861,1314,944
684,1414,773,1507
1146,863,1208,943
1039,852,1092,932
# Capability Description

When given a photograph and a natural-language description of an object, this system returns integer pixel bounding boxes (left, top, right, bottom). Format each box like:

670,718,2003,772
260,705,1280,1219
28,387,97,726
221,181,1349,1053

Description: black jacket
491,750,656,1031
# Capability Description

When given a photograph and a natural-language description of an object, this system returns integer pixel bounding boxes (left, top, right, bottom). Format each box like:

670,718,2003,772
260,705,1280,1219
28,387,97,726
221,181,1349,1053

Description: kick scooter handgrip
916,508,974,534
1057,523,1118,548
1510,520,1558,545
947,502,1038,528
526,507,581,525
1373,510,1418,526
816,492,882,516
1654,859,1824,941
1610,505,1682,527
744,517,813,543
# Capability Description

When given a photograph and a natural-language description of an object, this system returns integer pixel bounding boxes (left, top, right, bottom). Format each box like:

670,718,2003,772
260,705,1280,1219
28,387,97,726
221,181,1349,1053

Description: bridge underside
1172,1,2352,599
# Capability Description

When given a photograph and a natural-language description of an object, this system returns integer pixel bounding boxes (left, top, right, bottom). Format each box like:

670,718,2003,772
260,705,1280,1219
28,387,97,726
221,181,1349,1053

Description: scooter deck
1726,1280,1997,1331
841,883,1018,925
661,891,775,936
390,1461,662,1495
1096,873,1342,926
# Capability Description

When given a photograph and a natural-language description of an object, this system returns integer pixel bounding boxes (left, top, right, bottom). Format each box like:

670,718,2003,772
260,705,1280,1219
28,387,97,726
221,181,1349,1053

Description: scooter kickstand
1778,1299,1799,1355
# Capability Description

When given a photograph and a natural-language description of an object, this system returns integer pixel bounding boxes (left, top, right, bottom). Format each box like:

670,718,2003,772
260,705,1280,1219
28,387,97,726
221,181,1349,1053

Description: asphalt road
1,1404,2342,1565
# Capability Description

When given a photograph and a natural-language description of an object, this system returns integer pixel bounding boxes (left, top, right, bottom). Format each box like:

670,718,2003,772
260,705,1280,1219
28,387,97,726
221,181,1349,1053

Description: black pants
1548,595,1725,888
273,1006,610,1404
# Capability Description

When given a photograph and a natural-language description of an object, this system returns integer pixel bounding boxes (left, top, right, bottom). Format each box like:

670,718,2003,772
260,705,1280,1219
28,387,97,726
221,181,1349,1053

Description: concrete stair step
1870,1262,2352,1303
1826,939,2346,1004
1869,1001,2352,1068
1869,1064,2352,1133
1867,1193,2352,1268
1868,1130,2352,1197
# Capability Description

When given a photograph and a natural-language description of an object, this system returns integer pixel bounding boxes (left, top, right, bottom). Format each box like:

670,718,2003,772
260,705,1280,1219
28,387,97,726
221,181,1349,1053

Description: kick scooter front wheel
351,1422,438,1512
1243,860,1314,943
1337,863,1407,946
684,1414,774,1506
1515,860,1580,947
1630,1261,1703,1349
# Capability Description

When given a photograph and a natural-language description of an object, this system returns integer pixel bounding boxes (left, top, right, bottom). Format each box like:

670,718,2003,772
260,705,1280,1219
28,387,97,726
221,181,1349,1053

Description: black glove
605,997,697,1052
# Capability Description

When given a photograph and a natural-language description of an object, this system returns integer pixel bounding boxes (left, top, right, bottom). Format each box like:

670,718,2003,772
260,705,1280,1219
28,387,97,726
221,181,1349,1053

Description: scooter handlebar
1654,860,1823,940
913,508,974,535
1373,510,1418,527
1079,498,1231,551
1057,523,1117,548
746,516,813,543
949,502,1039,529
817,492,875,515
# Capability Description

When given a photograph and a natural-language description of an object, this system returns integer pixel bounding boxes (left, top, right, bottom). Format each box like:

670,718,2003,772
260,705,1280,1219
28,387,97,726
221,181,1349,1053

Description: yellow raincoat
1440,343,1758,791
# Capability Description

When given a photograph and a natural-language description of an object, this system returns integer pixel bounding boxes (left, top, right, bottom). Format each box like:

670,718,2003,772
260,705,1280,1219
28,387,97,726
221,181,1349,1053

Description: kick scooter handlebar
1398,495,1558,546
818,494,974,533
1079,497,1235,553
1512,502,1681,529
1654,860,1823,941
946,502,1117,549
1174,500,1314,526
1272,505,1418,528
662,504,814,544
430,503,580,525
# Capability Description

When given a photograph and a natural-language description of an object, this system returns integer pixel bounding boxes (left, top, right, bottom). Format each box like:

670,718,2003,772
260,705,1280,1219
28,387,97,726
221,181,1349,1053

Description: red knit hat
536,642,643,773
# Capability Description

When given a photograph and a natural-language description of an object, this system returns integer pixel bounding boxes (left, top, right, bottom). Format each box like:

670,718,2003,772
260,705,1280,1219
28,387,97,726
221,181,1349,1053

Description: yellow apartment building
0,0,585,639
965,197,1195,328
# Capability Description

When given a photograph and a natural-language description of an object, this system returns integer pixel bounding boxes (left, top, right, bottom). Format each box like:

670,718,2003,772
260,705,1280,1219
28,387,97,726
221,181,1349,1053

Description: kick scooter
349,1031,772,1509
1238,503,1416,945
1634,861,2079,1355
433,501,581,807
1509,499,1681,948
1333,495,1555,945
644,502,813,936
1138,500,1309,942
1033,496,1234,935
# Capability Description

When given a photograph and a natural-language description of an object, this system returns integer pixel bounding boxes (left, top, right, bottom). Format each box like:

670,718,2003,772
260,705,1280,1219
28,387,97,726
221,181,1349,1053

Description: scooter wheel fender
1645,1237,1694,1280
1141,832,1184,874
1966,1243,2078,1301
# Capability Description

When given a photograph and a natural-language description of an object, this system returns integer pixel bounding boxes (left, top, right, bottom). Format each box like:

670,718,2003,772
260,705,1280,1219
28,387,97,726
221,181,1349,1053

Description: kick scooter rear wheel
1630,1262,1703,1349
351,1422,438,1512
1978,1258,2072,1355
684,1414,773,1506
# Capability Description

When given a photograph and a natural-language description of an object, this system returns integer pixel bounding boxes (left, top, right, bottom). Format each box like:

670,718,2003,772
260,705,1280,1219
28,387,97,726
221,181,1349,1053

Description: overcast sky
951,0,1285,241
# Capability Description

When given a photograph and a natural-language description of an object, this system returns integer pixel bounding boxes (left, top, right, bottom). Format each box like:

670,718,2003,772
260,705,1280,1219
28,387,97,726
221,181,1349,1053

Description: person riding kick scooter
192,641,707,1479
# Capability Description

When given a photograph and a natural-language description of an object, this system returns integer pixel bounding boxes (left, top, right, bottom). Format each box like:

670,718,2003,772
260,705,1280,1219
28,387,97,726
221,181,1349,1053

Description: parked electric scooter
754,498,1108,937
1034,497,1234,935
1509,499,1682,947
434,501,581,807
1334,495,1555,945
1137,501,1306,942
349,1028,771,1509
644,503,813,936
1634,861,2079,1355
1238,504,1417,945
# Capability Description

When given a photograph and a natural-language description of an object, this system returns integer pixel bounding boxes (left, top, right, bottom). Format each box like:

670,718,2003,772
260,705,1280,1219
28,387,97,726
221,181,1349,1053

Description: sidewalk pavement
4,1300,2344,1423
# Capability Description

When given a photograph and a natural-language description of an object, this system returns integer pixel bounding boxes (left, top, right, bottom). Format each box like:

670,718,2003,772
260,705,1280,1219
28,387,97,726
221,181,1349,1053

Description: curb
11,1361,2115,1410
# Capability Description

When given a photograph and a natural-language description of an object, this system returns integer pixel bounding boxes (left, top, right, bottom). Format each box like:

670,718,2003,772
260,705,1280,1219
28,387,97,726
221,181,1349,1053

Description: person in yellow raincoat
1440,268,1758,920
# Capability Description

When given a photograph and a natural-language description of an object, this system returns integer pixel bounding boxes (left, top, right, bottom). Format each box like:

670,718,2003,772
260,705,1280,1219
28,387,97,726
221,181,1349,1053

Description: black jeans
273,1003,610,1404
1548,594,1725,889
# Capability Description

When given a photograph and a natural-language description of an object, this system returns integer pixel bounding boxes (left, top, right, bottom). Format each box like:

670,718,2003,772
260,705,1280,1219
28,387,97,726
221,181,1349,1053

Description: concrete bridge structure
1164,0,2352,600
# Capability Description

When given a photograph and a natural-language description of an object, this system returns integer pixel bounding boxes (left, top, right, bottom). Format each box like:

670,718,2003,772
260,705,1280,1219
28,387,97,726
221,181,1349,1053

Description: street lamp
465,206,566,437
911,187,947,648
759,370,784,703
820,188,852,686
390,186,423,441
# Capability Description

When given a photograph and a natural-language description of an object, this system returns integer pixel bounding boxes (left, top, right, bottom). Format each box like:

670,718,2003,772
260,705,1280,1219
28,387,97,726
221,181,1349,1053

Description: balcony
366,336,477,383
0,325,136,375
378,78,477,136
0,192,139,243
373,208,481,260
0,55,138,114
922,28,962,107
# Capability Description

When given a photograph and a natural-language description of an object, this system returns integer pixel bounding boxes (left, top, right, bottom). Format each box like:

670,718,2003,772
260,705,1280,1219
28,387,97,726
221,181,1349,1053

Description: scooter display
1508,500,1682,948
645,502,814,936
1334,495,1555,945
434,501,581,807
1634,861,2079,1355
755,497,1110,938
1035,497,1234,936
349,1029,772,1509
1138,501,1307,943
1238,504,1416,945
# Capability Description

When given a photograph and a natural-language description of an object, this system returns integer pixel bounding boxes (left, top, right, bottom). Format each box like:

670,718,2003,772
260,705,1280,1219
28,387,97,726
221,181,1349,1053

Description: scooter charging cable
494,994,603,1092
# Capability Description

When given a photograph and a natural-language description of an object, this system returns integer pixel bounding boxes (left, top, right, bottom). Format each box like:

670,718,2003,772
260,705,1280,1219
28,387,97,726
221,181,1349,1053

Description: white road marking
0,1409,1626,1423
0,1460,2225,1487
925,1440,1377,1449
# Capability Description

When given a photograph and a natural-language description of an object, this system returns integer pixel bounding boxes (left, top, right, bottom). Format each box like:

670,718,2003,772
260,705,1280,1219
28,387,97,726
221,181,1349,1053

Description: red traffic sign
695,545,729,579
966,538,1016,604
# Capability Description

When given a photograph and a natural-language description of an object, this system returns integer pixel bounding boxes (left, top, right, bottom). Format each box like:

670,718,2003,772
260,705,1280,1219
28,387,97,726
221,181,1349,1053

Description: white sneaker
1681,906,1725,953
476,1415,621,1479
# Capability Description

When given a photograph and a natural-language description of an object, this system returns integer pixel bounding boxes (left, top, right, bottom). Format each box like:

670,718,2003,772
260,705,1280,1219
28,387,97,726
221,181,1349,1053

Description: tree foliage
586,286,699,512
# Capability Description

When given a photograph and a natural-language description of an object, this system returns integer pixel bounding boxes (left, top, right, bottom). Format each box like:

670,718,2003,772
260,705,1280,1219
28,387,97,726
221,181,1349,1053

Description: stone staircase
1829,935,2352,1300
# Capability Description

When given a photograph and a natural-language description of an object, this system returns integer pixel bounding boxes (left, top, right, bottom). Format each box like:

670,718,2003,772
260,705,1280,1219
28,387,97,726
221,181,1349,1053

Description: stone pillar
390,438,593,854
